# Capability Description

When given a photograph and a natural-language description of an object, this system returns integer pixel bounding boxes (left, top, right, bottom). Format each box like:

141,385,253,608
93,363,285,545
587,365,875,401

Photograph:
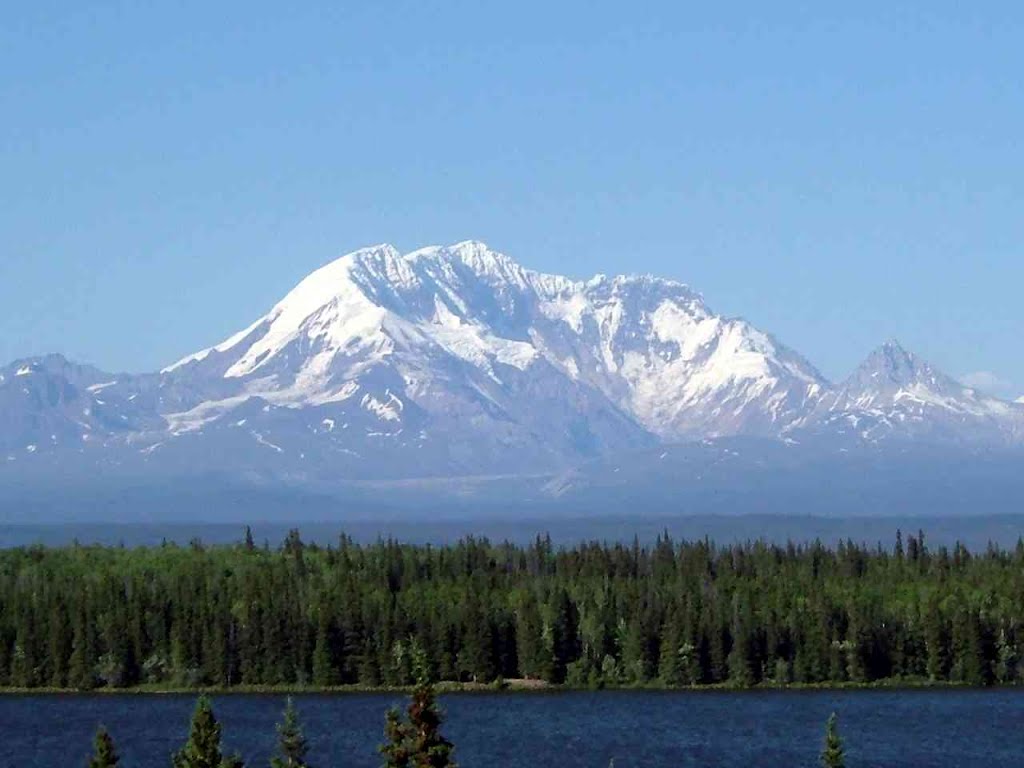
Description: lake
2,689,1022,767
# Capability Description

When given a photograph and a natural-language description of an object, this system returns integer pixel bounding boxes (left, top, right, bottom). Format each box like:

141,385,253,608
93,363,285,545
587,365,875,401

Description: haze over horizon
2,3,1022,396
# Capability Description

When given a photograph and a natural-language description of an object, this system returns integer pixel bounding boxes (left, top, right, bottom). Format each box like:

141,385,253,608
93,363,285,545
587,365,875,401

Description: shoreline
0,678,1009,696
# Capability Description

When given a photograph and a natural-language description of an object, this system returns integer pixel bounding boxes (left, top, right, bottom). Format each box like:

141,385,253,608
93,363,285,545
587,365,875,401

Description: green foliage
380,655,456,768
0,532,1020,692
88,725,119,768
173,696,244,768
820,713,844,768
270,697,310,768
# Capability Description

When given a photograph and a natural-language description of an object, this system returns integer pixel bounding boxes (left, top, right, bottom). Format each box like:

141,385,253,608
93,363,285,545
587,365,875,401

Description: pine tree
380,649,456,768
173,696,244,768
820,713,844,768
270,697,310,768
88,725,119,768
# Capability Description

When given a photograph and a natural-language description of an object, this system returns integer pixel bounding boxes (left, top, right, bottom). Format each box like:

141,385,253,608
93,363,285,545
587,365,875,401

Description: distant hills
2,241,1022,519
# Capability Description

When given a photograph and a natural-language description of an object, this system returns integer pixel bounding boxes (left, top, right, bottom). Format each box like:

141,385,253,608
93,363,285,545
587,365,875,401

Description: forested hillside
0,530,1020,690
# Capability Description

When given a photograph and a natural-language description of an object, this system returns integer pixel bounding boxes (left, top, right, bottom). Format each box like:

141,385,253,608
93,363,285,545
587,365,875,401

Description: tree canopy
0,530,1020,691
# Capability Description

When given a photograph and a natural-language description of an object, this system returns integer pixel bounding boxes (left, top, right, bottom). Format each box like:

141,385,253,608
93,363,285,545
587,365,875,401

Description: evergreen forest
0,529,1021,691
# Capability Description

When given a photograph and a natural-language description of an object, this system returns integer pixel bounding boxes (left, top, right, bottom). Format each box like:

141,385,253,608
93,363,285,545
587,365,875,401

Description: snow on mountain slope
162,241,828,449
805,341,1023,445
3,242,1022,491
532,274,827,438
157,242,658,475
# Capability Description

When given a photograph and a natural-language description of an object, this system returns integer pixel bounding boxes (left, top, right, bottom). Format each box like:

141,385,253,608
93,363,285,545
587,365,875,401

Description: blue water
1,689,1021,767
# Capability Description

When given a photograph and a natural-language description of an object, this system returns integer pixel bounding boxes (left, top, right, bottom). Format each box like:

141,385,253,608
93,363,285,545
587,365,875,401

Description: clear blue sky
2,2,1022,396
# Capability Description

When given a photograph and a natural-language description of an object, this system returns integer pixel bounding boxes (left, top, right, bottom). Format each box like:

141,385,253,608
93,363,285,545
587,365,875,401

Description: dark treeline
1,528,1022,690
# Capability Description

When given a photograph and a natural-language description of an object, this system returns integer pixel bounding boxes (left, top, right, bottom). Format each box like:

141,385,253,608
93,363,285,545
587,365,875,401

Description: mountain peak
406,240,527,283
7,240,1024,495
850,340,937,388
879,337,909,354
814,338,1023,445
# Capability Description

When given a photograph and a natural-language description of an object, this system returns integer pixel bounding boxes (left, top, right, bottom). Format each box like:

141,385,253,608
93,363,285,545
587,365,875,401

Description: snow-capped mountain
1,241,1021,514
160,240,827,449
805,341,1024,446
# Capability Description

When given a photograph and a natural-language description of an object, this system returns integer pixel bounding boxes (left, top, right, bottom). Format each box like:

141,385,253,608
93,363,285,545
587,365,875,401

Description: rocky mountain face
802,341,1023,447
2,241,1021,512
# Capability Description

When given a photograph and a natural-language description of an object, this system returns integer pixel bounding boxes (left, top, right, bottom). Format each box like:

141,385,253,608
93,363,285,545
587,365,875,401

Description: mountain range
2,241,1022,520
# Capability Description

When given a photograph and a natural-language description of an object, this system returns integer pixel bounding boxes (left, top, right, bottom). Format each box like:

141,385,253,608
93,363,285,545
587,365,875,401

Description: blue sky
2,2,1022,396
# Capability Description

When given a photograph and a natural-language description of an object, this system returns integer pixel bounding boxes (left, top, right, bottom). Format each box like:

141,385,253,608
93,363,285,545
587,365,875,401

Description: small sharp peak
867,339,921,379
879,338,913,356
844,340,957,394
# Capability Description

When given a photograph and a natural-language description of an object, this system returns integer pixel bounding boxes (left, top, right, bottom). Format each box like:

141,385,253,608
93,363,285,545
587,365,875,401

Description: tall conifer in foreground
270,697,310,768
88,725,119,768
380,647,456,768
820,712,845,768
173,695,245,768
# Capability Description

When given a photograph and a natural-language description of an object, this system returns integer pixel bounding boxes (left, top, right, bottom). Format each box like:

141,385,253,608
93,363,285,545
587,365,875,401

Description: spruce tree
547,589,580,685
380,648,456,768
88,725,120,768
820,713,844,768
68,605,97,690
923,596,949,681
514,594,546,680
270,697,310,768
311,610,339,687
727,592,755,686
173,695,244,768
657,613,685,687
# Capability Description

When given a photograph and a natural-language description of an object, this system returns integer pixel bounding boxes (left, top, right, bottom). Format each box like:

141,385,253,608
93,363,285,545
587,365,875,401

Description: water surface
1,689,1021,767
